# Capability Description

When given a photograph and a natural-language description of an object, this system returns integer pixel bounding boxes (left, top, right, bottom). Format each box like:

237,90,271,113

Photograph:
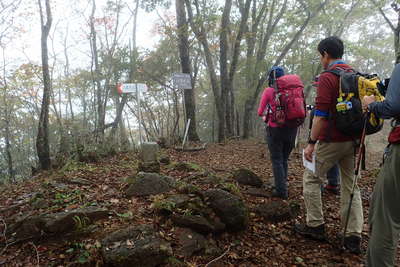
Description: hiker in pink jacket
258,66,306,199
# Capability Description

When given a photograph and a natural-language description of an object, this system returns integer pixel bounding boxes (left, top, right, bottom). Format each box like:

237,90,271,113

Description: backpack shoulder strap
322,67,348,76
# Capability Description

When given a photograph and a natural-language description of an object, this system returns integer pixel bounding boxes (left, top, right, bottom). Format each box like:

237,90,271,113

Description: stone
165,194,191,209
159,155,170,165
176,184,204,198
233,168,263,187
125,172,173,197
176,228,206,257
139,142,160,163
138,161,160,173
255,200,301,222
171,214,215,234
153,194,191,215
101,225,172,267
173,162,202,172
8,207,109,240
204,189,249,232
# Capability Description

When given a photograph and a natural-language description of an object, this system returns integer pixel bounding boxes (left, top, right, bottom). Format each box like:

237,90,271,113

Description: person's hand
362,95,376,112
304,143,315,162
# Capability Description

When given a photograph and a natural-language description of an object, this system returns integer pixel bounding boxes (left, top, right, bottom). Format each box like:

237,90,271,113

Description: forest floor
0,139,391,267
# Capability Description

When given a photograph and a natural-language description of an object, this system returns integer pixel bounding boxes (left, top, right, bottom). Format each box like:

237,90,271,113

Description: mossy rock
204,189,249,232
171,162,203,172
220,182,242,197
176,183,203,197
101,225,172,267
138,161,160,173
232,168,263,187
152,194,191,215
125,172,173,197
159,154,171,165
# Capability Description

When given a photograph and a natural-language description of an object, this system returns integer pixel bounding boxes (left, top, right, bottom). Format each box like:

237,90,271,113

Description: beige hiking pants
303,141,364,236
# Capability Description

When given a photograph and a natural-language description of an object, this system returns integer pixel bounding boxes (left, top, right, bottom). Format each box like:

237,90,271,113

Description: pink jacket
257,74,304,127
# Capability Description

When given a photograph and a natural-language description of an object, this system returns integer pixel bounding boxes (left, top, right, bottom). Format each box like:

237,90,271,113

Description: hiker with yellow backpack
363,64,400,267
295,36,385,254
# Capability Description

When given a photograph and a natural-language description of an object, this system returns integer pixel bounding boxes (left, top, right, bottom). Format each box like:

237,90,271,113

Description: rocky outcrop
125,172,173,197
101,225,172,267
204,189,249,232
8,207,109,240
233,168,263,187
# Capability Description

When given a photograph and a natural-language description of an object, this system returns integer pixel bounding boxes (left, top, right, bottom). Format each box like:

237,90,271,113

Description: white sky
3,0,168,71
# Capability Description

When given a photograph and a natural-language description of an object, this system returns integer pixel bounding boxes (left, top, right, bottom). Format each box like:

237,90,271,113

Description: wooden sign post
172,73,192,149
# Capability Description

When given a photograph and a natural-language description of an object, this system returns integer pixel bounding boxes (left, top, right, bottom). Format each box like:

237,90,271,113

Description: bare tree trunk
4,118,14,182
1,48,15,182
185,0,224,142
225,0,251,137
89,0,104,141
176,0,200,142
36,0,52,170
219,0,232,139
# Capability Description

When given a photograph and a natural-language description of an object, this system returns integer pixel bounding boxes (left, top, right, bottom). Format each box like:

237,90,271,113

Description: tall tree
36,0,52,170
176,0,200,141
185,0,251,142
371,0,400,64
242,0,330,138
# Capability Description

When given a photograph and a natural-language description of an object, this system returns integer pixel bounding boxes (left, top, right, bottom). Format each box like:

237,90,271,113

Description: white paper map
302,149,316,174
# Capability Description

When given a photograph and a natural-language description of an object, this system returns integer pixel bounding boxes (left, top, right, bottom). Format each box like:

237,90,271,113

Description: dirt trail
0,140,388,266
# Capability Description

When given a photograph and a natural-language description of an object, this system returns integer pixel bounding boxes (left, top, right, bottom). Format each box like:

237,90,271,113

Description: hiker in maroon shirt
295,36,363,254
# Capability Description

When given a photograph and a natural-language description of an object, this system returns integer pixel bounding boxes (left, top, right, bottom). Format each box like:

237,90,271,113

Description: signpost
172,73,192,90
117,83,148,145
172,73,192,149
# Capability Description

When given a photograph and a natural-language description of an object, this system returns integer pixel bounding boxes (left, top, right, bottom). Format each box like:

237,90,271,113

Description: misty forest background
0,0,399,182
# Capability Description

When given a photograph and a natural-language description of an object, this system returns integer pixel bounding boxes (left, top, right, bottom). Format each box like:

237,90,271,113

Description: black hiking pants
265,126,298,197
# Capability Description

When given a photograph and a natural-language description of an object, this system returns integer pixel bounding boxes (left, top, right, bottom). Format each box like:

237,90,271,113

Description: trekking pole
341,112,369,248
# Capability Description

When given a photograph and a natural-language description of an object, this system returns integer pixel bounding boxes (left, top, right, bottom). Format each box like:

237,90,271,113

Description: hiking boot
271,189,288,200
344,235,361,254
324,184,340,195
294,223,326,241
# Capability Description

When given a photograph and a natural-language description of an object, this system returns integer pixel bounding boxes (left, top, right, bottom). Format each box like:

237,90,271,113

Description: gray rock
126,172,173,197
153,194,191,215
171,214,215,234
171,214,225,234
256,200,300,222
173,162,202,172
159,155,171,165
139,142,160,163
138,161,160,173
204,189,249,232
101,225,172,267
176,228,206,257
233,168,263,187
43,207,109,233
9,207,109,240
165,194,191,208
